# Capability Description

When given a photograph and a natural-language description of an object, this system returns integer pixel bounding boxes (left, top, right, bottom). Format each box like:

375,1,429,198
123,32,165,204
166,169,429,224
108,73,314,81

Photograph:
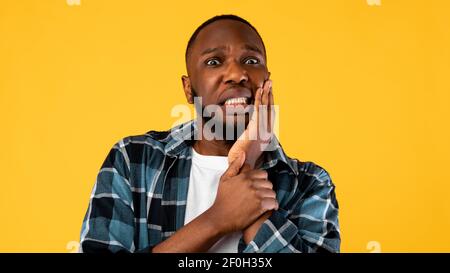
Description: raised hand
227,79,274,168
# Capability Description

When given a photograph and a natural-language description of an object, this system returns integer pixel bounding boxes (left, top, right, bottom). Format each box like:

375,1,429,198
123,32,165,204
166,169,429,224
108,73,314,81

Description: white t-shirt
184,147,242,253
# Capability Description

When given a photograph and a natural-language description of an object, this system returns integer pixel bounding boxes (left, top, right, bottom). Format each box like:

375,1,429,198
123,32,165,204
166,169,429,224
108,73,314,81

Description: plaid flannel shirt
79,120,340,253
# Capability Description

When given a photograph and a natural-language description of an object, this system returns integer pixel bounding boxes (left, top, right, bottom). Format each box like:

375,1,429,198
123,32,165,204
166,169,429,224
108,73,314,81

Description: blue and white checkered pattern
79,120,340,253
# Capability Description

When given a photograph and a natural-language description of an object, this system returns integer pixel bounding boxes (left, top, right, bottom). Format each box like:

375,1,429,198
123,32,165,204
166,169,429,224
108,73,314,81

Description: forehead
190,19,265,58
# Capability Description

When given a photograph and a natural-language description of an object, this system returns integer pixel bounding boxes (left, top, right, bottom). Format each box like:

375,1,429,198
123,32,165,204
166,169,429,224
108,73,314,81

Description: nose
223,61,248,85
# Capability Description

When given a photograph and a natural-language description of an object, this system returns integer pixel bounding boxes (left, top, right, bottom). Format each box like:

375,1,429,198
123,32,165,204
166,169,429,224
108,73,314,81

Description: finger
267,80,274,126
261,80,270,106
254,86,262,109
248,170,268,180
260,81,271,137
251,87,263,124
261,198,279,212
221,152,245,179
256,188,277,199
268,80,274,106
251,179,273,189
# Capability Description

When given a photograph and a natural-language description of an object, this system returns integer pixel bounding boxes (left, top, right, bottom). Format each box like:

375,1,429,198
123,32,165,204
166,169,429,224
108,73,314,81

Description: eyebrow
200,44,264,56
200,46,227,56
242,44,264,55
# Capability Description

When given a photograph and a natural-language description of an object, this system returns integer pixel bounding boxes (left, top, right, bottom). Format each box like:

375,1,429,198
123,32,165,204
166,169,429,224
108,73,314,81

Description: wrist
200,208,227,237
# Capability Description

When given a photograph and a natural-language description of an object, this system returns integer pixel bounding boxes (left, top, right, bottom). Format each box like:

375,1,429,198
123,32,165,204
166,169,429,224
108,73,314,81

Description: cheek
195,72,221,104
249,69,269,89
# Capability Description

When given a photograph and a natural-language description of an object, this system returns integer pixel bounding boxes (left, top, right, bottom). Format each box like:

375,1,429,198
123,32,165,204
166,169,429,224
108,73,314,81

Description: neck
193,117,238,156
193,138,235,156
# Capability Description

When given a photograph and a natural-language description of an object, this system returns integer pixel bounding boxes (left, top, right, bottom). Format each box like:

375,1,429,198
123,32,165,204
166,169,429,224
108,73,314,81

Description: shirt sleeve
238,163,340,253
79,140,141,253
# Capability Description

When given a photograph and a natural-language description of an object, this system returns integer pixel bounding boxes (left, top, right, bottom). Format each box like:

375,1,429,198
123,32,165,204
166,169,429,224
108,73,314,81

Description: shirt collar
163,120,299,176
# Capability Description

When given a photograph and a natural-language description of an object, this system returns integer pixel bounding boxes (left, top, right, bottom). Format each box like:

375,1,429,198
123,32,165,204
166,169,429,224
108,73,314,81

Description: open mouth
220,96,255,106
223,97,250,106
220,97,253,116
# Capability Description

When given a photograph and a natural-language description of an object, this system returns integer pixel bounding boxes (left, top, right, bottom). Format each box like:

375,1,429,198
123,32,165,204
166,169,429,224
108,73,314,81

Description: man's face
183,19,270,130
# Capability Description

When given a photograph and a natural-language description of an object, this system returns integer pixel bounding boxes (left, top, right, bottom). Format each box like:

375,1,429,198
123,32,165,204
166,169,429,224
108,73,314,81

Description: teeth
224,97,248,105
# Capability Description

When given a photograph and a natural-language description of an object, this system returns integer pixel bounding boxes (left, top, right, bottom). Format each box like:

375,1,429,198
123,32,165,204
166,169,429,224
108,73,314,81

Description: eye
244,57,260,65
205,58,221,66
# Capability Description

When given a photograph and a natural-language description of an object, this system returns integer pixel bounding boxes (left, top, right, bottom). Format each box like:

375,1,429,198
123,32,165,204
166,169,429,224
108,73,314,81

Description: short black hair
185,14,266,62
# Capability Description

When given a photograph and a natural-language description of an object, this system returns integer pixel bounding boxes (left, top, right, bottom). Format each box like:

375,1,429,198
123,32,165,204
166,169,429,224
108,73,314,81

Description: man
79,14,340,253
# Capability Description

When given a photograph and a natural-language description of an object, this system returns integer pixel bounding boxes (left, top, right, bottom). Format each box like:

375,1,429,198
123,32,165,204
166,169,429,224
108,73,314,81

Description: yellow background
1,0,449,252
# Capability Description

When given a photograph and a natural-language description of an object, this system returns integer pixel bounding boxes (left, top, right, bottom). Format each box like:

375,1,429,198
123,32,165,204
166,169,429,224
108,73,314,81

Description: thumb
222,152,246,180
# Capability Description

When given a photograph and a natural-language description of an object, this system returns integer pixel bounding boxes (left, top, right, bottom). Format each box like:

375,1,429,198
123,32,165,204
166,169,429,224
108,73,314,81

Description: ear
181,75,194,104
